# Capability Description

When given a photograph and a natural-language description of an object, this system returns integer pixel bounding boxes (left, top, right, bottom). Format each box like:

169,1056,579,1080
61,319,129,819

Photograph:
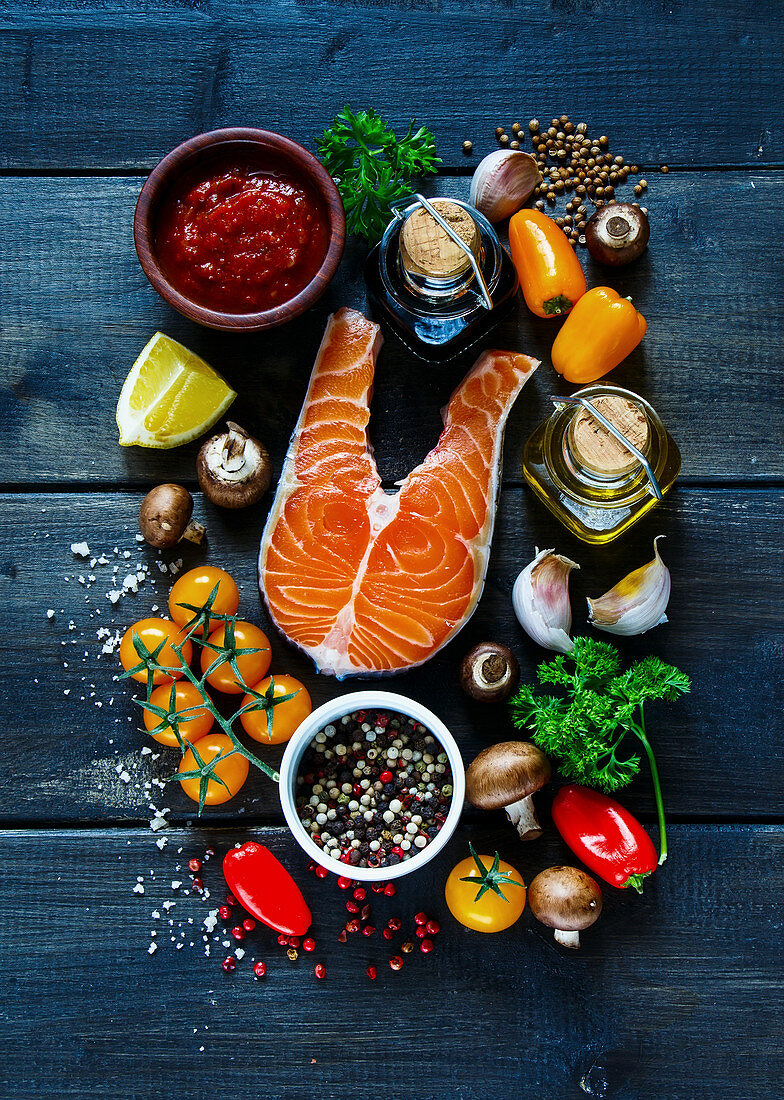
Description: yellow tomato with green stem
240,675,312,745
178,733,249,807
200,621,271,694
143,681,214,747
445,846,526,932
119,617,192,685
169,566,239,634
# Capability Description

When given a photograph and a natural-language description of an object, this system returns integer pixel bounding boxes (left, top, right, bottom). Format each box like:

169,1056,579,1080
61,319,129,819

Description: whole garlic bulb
469,150,541,223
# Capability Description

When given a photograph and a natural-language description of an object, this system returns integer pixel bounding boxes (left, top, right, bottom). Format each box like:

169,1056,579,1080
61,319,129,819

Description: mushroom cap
528,866,602,931
585,202,650,266
459,642,520,702
465,741,551,810
138,484,193,548
196,424,272,509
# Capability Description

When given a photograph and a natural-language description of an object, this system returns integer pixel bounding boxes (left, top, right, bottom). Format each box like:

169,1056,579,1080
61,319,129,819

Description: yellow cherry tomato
240,675,312,745
178,733,249,806
445,849,526,932
143,681,214,747
168,566,239,633
200,621,271,694
119,617,192,685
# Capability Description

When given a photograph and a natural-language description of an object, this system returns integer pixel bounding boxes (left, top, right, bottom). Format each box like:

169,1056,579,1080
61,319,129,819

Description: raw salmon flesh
258,308,538,677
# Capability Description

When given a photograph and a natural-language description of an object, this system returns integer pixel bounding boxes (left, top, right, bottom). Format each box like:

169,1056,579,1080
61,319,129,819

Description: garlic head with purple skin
588,536,671,636
512,548,579,653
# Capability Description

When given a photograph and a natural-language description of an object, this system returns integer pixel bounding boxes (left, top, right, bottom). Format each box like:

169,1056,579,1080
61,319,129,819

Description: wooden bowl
133,128,345,332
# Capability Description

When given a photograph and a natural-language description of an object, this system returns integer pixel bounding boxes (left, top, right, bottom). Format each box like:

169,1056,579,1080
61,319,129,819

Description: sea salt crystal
46,609,55,620
156,838,168,851
133,884,145,895
71,542,90,557
148,942,157,955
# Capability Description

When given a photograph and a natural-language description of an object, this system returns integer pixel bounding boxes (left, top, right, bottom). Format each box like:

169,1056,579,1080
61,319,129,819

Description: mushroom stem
181,519,206,545
504,794,542,841
554,928,580,949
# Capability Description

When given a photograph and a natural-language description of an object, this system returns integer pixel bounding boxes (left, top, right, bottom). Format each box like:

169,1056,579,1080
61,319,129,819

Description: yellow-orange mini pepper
508,209,587,318
550,287,647,384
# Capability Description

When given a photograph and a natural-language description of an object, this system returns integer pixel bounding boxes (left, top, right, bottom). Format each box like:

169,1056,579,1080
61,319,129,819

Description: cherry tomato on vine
240,675,312,745
119,618,192,685
178,733,249,806
168,566,239,633
200,621,271,694
143,681,214,747
445,847,526,933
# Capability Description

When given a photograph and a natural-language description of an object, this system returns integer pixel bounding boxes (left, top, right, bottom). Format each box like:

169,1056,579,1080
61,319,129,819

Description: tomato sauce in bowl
155,159,330,314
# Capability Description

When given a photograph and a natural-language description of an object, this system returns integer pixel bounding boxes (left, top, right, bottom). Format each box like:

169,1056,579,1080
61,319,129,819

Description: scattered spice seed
420,938,434,953
314,866,329,879
222,956,236,972
254,961,267,978
382,927,394,940
287,947,298,961
353,887,366,901
415,926,428,939
387,917,402,931
346,919,361,934
384,884,396,897
289,936,301,948
661,165,669,173
462,140,473,155
346,900,360,914
302,938,316,952
314,963,327,979
366,965,377,980
389,956,404,971
191,878,203,891
401,941,415,954
337,929,348,943
225,893,237,906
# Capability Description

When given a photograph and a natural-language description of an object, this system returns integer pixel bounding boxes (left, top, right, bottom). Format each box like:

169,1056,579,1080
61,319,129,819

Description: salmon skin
258,307,538,678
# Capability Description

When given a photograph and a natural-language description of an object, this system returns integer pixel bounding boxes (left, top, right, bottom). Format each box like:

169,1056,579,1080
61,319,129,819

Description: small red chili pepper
552,785,658,892
223,842,312,936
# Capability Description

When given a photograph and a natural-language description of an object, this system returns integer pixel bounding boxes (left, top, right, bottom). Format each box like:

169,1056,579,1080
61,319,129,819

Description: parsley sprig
119,584,296,814
318,106,440,243
510,637,690,864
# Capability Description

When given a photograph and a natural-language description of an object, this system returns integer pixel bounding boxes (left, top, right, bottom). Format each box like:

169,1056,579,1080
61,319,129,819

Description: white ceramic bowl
279,690,465,881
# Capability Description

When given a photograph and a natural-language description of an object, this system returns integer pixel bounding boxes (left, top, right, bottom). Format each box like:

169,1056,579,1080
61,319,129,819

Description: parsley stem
632,707,667,865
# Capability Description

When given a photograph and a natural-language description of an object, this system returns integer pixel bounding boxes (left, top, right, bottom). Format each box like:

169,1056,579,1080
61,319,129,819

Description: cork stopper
400,200,479,279
569,395,649,477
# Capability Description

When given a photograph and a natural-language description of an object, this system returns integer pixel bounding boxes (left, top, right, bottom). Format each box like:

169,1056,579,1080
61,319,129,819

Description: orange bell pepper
508,209,587,318
551,287,647,384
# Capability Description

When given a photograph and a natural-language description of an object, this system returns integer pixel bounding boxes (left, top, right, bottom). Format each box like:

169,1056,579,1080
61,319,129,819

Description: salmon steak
258,307,538,677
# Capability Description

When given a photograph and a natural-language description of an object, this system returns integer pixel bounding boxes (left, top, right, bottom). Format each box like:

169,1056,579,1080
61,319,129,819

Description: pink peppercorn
219,905,232,921
414,912,428,926
426,920,440,935
353,887,366,902
253,961,267,978
420,938,434,954
231,926,246,941
188,858,201,873
384,884,396,897
222,956,236,972
366,965,377,980
338,876,353,890
243,918,256,932
302,938,316,952
314,963,327,980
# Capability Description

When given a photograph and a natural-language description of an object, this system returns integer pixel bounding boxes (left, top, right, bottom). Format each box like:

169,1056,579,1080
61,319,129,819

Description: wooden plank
0,0,782,170
0,823,781,1099
2,487,781,823
1,173,782,485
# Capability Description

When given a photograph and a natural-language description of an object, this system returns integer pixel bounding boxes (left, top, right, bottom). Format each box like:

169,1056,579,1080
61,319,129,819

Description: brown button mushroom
465,741,551,840
196,422,272,509
138,484,205,549
528,865,602,949
460,642,520,702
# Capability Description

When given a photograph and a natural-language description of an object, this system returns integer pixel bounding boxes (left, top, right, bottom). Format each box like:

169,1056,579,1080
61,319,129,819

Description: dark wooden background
1,2,783,1098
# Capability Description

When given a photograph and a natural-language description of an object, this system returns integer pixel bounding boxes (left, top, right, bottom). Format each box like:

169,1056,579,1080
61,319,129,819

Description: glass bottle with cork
522,385,681,544
365,194,518,360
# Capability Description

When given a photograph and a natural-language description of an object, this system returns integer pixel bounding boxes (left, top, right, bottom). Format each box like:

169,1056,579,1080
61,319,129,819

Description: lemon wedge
116,333,237,448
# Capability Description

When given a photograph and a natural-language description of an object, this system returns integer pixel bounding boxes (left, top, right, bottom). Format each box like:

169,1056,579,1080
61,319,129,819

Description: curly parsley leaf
318,107,440,243
510,638,690,864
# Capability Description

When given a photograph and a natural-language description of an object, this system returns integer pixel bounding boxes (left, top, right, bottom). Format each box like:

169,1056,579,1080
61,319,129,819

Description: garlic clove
469,150,541,224
587,536,671,636
512,548,579,653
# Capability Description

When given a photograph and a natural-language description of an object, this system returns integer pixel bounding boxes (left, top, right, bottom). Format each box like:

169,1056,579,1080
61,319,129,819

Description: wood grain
1,0,782,170
1,824,781,1100
3,487,781,824
1,174,782,484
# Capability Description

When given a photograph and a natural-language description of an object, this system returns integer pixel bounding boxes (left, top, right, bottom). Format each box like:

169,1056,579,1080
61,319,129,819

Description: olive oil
522,385,681,544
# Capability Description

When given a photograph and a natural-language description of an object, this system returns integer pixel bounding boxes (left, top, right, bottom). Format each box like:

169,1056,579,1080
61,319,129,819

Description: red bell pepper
552,785,658,893
223,842,312,936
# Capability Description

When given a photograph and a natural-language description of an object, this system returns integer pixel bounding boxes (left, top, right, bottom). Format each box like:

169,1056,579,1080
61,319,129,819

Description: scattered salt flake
162,900,175,911
71,541,90,557
119,770,131,783
107,590,122,604
171,880,182,890
135,533,145,542
235,948,245,960
156,838,168,850
203,910,219,933
148,942,157,954
46,609,55,619
133,884,145,895
152,911,161,920
140,746,152,756
150,813,168,832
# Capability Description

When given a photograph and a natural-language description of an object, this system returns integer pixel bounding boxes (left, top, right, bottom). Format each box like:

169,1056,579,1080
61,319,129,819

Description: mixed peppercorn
295,709,453,868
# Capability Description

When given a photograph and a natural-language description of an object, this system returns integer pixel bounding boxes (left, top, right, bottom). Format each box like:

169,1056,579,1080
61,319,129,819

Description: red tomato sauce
155,160,330,313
